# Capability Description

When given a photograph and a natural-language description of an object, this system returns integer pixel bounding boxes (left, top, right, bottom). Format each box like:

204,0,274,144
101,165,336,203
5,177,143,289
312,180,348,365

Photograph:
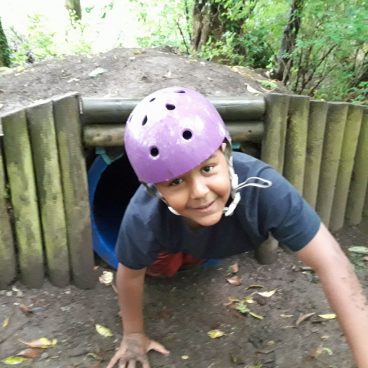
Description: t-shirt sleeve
115,210,161,269
258,167,321,251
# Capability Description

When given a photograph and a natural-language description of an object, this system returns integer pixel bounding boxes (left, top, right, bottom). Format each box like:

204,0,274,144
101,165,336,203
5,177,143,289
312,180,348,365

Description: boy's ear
221,142,227,152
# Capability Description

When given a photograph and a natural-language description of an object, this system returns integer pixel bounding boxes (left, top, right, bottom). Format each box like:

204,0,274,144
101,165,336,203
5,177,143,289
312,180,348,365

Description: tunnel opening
88,154,140,268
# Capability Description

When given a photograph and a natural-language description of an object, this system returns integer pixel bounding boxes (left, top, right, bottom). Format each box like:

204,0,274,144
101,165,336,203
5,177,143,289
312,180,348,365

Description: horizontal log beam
81,96,265,124
83,121,264,147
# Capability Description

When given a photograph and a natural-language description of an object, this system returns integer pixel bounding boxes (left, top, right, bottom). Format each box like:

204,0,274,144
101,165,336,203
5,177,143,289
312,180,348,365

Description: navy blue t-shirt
116,152,321,269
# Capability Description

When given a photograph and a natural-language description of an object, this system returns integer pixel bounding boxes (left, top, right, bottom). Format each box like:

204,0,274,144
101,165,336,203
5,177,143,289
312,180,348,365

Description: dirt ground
0,48,368,368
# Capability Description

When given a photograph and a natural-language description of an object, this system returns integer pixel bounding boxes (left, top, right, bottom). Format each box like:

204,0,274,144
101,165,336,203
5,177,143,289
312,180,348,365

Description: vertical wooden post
261,93,290,173
259,93,290,265
27,101,70,287
283,95,310,194
303,100,328,208
330,105,363,231
53,93,96,289
0,134,16,288
316,103,348,227
345,109,368,225
1,109,44,288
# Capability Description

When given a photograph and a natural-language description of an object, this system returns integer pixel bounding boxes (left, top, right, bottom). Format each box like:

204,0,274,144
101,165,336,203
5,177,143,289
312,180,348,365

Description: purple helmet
124,86,231,184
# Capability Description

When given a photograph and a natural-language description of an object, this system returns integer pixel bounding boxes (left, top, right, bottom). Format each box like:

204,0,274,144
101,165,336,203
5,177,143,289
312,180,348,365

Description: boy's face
155,148,231,227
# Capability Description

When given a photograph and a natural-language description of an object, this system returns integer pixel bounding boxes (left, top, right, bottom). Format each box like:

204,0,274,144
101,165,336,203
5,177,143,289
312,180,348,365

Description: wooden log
283,95,310,194
81,96,265,124
1,109,44,288
261,93,290,173
345,109,368,225
27,101,70,287
259,93,290,264
303,100,328,209
53,93,96,289
330,105,363,231
316,103,349,227
255,235,278,265
83,121,264,147
0,134,16,288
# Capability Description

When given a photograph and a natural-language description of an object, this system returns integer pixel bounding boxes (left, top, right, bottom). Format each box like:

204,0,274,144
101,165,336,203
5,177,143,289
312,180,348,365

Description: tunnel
88,154,140,268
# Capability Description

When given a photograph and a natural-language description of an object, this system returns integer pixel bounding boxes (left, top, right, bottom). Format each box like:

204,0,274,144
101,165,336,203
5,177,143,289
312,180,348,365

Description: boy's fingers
106,352,120,368
147,340,170,356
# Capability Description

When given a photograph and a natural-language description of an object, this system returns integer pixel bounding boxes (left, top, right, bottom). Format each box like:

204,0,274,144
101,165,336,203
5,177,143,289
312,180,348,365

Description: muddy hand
106,332,169,368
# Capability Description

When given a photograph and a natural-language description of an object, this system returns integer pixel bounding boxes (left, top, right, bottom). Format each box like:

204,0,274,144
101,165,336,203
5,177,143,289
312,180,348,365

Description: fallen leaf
249,311,264,320
226,275,241,286
235,301,250,314
207,329,225,339
181,355,189,360
245,83,261,94
17,348,43,359
257,289,277,298
348,246,368,255
96,324,113,337
246,284,264,290
1,356,28,365
296,312,315,326
88,67,107,78
19,337,57,349
99,271,113,285
230,262,239,273
310,346,333,359
318,313,336,320
243,296,255,304
280,314,294,318
2,317,9,328
19,304,33,314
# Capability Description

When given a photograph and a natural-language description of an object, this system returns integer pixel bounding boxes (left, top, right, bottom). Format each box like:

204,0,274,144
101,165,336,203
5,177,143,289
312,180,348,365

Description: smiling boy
106,86,368,368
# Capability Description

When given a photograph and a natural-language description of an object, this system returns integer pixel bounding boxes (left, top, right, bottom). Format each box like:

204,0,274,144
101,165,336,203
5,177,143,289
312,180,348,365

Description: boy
107,86,368,368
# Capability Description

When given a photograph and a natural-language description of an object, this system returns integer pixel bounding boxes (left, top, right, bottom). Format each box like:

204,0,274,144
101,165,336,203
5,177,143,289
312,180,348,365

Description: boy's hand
106,332,169,368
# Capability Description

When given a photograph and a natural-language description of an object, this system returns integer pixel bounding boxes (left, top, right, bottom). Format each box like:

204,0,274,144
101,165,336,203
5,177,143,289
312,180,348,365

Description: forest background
0,0,367,104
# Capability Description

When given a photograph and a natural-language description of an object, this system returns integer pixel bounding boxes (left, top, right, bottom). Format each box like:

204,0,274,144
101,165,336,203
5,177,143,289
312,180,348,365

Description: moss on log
83,121,264,147
261,93,290,173
81,96,266,124
330,105,363,231
316,103,348,227
303,100,328,209
345,109,368,225
1,109,44,288
283,95,310,194
53,93,96,289
0,134,16,288
27,101,70,287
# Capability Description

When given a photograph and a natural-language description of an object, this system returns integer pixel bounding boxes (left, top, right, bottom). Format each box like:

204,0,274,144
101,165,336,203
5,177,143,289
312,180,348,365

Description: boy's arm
296,223,368,368
106,264,169,368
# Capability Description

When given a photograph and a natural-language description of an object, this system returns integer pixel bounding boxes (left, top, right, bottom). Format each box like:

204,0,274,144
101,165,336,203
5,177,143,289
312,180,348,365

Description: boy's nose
189,177,209,199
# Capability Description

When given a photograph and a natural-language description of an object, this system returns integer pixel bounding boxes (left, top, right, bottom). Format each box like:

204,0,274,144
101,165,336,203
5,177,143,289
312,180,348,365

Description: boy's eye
202,165,214,174
169,178,183,187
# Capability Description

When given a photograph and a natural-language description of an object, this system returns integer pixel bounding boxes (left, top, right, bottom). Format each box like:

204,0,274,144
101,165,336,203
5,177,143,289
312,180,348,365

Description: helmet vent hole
142,116,148,126
175,90,186,93
182,130,192,140
166,104,176,110
149,97,156,102
150,147,159,157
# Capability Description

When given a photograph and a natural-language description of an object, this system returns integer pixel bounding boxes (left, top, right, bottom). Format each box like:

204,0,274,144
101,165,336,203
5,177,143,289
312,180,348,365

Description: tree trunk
191,0,222,52
0,18,11,67
272,0,304,83
65,0,82,21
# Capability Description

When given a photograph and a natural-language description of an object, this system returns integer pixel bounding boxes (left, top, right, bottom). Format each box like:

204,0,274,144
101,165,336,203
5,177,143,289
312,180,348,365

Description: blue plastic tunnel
88,154,140,268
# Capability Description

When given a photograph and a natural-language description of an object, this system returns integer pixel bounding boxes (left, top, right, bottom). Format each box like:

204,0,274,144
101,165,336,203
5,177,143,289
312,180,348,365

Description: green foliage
130,0,193,53
8,13,92,65
0,18,11,67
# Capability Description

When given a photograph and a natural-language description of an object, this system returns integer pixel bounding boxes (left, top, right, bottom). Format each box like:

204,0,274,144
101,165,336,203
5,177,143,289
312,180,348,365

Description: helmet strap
223,157,272,217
